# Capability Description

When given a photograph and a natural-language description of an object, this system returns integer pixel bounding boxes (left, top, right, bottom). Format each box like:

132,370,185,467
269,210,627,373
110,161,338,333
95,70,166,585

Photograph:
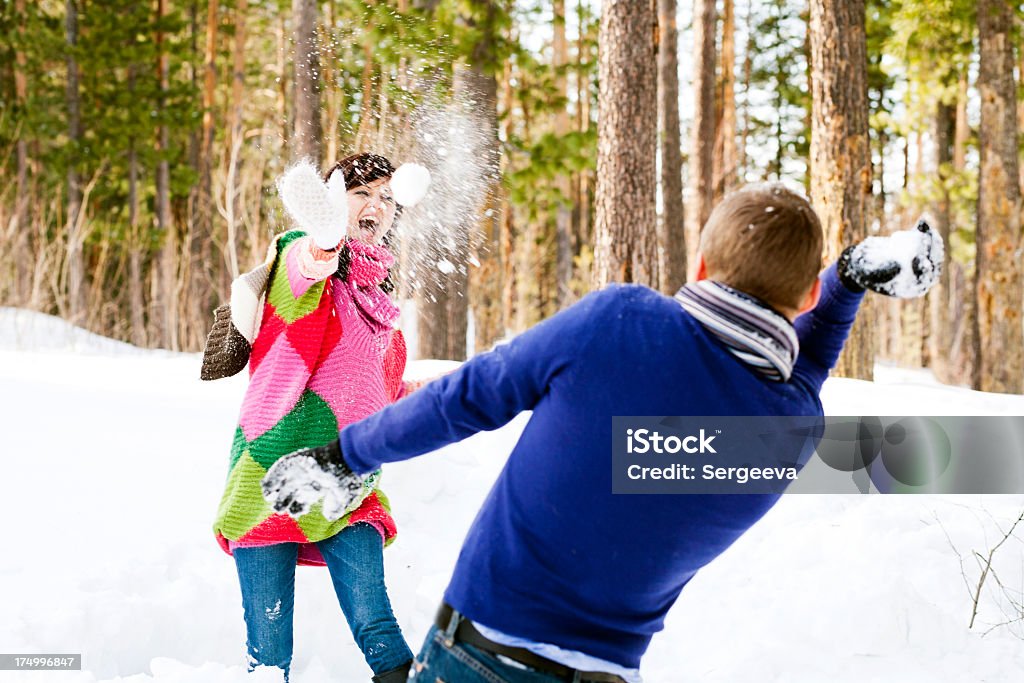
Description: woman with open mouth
210,152,424,683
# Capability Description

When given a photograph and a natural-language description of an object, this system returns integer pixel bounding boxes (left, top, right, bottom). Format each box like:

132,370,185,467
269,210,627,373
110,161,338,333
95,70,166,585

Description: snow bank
0,308,159,355
2,311,1023,682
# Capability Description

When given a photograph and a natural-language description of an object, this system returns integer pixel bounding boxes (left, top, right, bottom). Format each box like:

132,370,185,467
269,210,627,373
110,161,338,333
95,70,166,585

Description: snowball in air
391,163,432,207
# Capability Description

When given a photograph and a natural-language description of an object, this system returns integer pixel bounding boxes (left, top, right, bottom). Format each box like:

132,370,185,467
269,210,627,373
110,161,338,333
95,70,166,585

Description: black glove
837,218,943,298
260,440,366,520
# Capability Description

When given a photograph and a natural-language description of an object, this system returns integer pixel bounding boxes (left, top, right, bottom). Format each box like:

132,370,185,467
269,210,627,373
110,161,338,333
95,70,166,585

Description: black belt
434,603,627,683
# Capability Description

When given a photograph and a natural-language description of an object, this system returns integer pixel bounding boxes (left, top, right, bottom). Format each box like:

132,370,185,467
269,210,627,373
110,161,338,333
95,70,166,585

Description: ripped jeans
233,522,413,680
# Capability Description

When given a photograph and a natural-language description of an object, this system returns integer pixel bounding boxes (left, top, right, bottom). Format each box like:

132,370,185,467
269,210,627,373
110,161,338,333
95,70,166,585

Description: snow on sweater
338,264,864,668
214,231,405,567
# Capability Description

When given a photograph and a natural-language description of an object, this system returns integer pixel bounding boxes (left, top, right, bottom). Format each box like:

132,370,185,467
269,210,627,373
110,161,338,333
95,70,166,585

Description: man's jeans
233,522,413,679
411,625,585,683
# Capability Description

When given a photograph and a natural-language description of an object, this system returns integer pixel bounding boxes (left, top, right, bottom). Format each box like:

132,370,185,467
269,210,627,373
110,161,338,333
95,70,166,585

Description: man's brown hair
699,184,823,311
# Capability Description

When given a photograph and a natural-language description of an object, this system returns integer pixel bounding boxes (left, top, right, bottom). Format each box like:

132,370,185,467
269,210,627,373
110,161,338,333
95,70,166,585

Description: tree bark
464,0,502,353
739,1,752,181
12,0,30,305
225,0,248,281
354,39,375,151
713,0,738,200
292,0,322,164
459,63,501,354
593,0,658,287
500,57,516,332
200,0,218,226
809,0,873,379
954,73,968,171
685,0,716,270
974,0,1022,393
576,0,592,270
276,13,288,148
156,0,177,350
657,0,685,294
928,100,955,382
554,0,574,304
127,65,146,347
65,0,85,326
949,71,975,385
323,0,339,163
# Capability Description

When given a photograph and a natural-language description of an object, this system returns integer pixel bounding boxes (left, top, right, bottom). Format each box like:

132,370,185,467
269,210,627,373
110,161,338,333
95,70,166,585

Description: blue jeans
411,625,575,683
233,522,413,679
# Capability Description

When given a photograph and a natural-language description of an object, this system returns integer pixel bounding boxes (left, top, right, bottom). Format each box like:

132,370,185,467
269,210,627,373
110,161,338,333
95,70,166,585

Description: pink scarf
344,240,400,328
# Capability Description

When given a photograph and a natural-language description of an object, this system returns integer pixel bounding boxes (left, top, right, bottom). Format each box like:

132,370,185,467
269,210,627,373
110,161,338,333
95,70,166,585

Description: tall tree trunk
127,65,147,347
464,0,502,354
914,126,931,368
460,64,500,354
501,58,516,332
949,71,975,385
276,13,288,148
416,2,501,360
292,0,322,164
593,0,658,287
974,0,1022,393
809,0,873,379
156,0,177,350
713,0,737,200
686,0,716,271
65,0,85,326
954,73,968,171
928,100,955,382
576,0,592,271
354,39,375,151
323,0,338,164
225,0,248,280
200,0,218,226
553,0,574,304
739,1,752,182
12,0,30,305
657,0,685,294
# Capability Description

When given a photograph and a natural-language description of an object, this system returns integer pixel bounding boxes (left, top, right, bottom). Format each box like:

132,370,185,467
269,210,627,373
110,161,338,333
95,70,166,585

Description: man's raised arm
794,219,943,390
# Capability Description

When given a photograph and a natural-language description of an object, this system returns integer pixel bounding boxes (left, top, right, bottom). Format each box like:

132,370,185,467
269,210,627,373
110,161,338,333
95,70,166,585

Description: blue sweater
340,264,864,668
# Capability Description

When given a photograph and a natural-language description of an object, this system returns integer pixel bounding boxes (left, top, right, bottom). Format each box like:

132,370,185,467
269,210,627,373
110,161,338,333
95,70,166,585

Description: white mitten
390,163,432,207
277,161,349,250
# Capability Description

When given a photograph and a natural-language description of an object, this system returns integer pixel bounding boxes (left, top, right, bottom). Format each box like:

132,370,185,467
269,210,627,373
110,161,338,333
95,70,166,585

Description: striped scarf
674,280,799,382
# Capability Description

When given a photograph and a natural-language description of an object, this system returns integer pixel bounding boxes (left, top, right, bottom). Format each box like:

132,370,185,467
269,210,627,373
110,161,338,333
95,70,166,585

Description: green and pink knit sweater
213,230,406,566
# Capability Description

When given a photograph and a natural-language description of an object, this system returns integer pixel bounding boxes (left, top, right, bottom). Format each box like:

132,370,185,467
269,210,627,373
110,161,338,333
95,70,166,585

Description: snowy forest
1,0,1022,393
5,2,1024,682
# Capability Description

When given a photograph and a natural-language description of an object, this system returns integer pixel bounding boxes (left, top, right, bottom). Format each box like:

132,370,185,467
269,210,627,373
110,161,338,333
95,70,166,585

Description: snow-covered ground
2,309,1023,682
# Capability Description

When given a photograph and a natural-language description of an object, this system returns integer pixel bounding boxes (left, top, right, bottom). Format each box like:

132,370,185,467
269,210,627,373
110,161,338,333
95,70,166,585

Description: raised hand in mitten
837,218,943,298
260,440,366,520
277,161,349,250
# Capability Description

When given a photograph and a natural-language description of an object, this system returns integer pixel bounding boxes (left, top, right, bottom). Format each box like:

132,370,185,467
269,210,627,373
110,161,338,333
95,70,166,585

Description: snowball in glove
277,161,349,250
260,440,365,520
837,218,943,298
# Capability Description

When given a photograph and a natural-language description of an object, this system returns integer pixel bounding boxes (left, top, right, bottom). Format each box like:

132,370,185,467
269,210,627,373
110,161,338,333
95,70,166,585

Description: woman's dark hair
323,152,396,188
326,152,397,294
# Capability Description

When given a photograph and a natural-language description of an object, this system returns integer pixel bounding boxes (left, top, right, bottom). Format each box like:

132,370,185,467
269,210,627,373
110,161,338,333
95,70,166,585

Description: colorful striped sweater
213,230,404,566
